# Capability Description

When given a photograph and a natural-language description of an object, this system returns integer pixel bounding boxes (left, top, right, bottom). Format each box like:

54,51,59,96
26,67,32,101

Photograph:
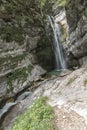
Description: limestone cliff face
0,0,47,102
54,0,87,68
0,0,56,102
0,33,46,102
65,0,87,67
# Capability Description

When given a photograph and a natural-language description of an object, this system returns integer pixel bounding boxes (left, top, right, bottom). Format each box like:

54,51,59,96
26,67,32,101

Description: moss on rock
11,97,55,130
7,64,33,89
0,24,25,44
0,53,27,73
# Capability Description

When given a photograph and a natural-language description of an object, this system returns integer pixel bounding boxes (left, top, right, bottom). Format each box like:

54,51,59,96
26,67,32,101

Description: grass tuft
66,77,77,85
11,96,56,130
84,79,87,86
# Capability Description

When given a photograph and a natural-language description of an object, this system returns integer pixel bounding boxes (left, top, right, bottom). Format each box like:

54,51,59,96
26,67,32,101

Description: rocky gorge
0,0,87,130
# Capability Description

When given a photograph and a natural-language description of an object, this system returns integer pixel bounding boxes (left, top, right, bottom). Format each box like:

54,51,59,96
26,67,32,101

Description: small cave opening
35,34,55,72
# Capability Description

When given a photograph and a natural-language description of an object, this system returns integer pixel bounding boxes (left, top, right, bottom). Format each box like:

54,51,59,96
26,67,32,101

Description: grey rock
1,67,87,130
16,91,32,101
65,0,87,67
0,77,7,99
0,102,17,120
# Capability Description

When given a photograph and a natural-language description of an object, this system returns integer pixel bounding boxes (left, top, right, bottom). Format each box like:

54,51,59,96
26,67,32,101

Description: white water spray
48,16,67,70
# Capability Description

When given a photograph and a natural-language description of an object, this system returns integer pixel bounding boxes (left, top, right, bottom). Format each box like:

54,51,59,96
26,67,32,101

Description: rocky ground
0,67,87,130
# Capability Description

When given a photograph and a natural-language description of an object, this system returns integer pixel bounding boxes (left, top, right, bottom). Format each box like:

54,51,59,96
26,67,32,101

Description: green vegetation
7,64,33,89
11,97,56,130
56,0,67,7
41,0,46,6
84,79,87,86
0,25,25,45
0,0,67,44
80,8,87,16
0,0,43,44
66,77,77,85
65,0,75,7
46,70,61,78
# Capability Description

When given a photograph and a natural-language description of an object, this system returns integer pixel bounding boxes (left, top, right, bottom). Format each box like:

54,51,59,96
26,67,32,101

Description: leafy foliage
11,97,56,130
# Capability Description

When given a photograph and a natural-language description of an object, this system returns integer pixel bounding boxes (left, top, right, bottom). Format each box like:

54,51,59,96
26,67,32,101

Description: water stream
48,16,67,70
0,91,32,122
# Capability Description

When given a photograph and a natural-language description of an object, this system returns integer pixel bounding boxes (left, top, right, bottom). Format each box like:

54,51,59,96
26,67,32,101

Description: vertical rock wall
65,0,87,67
0,0,47,102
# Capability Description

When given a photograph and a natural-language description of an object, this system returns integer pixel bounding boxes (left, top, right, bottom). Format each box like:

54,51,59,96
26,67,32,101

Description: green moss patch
66,77,77,86
41,0,46,7
11,97,56,130
0,0,46,44
7,64,33,89
80,8,87,16
46,70,61,78
0,24,25,45
56,0,67,7
84,79,87,86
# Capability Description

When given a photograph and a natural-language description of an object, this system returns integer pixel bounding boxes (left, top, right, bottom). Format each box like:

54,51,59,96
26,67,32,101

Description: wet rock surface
1,67,87,130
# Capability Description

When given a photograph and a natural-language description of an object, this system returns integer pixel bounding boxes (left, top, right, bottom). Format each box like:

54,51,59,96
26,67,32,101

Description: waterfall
48,16,67,70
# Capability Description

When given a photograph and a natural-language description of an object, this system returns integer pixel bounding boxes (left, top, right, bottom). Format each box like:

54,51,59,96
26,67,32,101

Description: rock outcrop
1,67,87,130
0,0,47,103
65,0,87,67
0,37,46,103
53,0,87,68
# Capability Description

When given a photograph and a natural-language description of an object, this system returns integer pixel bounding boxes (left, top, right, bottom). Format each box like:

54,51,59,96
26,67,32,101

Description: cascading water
48,16,67,70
